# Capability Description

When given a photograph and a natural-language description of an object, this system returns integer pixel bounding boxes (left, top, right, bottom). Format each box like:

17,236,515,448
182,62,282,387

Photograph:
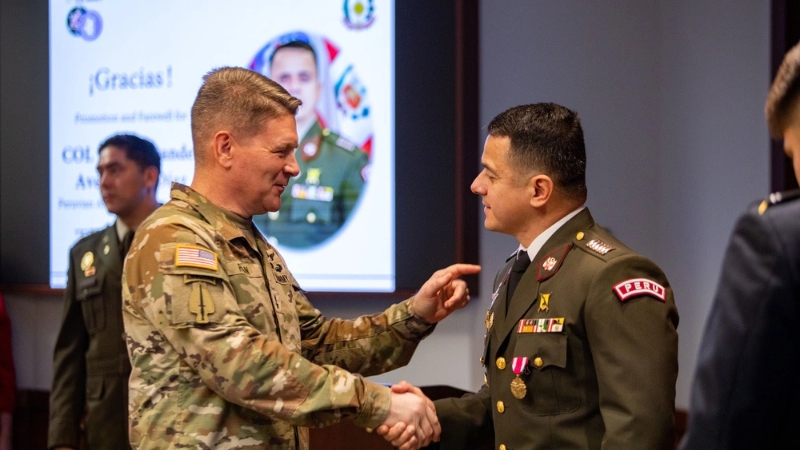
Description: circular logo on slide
66,7,103,42
343,0,375,30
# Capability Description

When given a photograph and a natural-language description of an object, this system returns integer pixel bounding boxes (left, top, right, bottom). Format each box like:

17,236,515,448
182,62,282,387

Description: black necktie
120,231,134,259
506,250,531,311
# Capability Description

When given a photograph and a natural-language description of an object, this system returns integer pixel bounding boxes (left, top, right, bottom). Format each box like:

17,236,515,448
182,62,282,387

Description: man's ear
529,174,554,208
211,131,235,169
143,166,159,191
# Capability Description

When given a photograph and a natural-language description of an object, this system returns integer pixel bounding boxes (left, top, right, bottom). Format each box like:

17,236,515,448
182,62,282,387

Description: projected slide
49,0,394,291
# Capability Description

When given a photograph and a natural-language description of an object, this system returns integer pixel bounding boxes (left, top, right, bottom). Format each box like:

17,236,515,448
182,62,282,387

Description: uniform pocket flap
514,333,568,370
86,375,105,400
76,275,103,300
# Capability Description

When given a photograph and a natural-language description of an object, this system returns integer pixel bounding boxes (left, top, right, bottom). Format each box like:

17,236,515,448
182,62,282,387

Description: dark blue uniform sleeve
680,207,800,449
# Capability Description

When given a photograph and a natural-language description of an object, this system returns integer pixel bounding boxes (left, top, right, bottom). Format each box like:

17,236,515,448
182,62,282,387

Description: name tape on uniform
613,278,665,302
175,244,219,271
517,318,564,333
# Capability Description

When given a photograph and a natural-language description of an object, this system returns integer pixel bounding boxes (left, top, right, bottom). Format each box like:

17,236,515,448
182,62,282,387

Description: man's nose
286,151,300,177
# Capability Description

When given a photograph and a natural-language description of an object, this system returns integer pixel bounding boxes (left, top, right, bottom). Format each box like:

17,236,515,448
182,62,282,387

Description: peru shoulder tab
758,188,800,215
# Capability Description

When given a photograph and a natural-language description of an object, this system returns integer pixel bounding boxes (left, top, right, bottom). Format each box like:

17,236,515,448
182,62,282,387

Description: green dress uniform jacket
434,208,679,450
49,225,131,450
123,183,434,450
255,120,369,248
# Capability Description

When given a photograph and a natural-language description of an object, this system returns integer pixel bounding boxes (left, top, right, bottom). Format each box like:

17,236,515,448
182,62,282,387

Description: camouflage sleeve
296,296,435,376
125,221,393,429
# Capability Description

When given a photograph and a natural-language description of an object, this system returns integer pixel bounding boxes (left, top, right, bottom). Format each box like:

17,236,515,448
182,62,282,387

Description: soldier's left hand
411,264,481,323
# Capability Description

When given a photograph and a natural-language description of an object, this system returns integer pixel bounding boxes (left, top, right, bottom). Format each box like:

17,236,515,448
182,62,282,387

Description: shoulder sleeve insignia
613,278,666,302
586,239,615,255
174,244,218,271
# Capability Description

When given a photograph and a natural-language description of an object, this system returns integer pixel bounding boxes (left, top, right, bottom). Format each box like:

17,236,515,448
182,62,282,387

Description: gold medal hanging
510,356,529,399
510,376,526,399
485,310,494,331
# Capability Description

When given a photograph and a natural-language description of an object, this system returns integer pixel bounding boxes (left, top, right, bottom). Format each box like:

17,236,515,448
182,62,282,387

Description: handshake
376,381,440,450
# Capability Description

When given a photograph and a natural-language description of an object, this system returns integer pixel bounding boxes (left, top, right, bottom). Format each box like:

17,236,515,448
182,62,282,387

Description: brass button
480,356,485,365
534,357,543,367
499,445,507,450
496,401,505,413
576,231,585,241
496,357,506,370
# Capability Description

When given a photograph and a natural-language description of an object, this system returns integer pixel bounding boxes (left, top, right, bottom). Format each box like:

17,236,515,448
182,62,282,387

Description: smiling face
471,135,534,241
232,114,299,216
97,145,155,221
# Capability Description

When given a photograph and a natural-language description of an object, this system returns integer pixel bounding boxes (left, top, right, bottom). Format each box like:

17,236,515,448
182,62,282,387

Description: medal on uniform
538,293,550,313
80,252,94,271
510,357,528,399
485,310,494,330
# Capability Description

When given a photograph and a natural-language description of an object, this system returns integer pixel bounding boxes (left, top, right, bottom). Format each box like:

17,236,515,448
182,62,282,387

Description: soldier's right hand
382,388,440,450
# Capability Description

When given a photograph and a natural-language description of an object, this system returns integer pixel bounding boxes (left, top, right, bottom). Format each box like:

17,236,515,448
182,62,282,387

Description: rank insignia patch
175,245,218,271
613,278,666,302
586,239,615,255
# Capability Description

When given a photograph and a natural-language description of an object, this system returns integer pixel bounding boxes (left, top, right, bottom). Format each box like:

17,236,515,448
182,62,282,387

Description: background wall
4,1,771,412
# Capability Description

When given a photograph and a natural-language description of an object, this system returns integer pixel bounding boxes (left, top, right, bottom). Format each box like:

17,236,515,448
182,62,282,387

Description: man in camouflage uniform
50,134,160,450
122,66,479,450
253,39,369,248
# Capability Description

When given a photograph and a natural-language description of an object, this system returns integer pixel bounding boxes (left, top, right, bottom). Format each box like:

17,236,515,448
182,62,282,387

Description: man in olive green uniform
122,67,480,450
49,134,160,450
253,39,369,248
380,104,679,450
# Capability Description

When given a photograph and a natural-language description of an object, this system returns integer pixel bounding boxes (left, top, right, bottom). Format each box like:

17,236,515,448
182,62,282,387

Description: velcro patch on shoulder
174,244,218,271
613,278,666,302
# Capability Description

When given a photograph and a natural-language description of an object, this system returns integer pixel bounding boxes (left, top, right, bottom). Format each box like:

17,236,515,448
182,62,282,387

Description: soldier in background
48,134,160,450
122,66,480,450
678,41,800,450
253,38,369,248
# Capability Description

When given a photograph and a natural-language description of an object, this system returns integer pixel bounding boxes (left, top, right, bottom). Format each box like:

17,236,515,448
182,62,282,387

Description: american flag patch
174,245,218,271
518,318,565,333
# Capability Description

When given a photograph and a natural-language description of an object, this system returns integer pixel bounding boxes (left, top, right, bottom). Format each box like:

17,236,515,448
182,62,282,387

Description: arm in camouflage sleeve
125,222,392,430
296,296,435,376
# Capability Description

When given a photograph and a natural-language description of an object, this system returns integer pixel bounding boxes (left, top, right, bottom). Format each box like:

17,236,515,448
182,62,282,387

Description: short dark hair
98,133,161,174
488,103,587,202
766,42,800,137
269,40,317,69
191,67,301,166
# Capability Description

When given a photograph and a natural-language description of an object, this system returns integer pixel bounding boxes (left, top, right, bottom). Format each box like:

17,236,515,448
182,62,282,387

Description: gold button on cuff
496,357,507,370
534,357,543,367
480,357,485,365
496,401,505,413
499,445,507,450
576,231,585,241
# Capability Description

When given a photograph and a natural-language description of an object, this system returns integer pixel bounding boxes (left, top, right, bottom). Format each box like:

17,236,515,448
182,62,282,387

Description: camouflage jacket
122,183,434,449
